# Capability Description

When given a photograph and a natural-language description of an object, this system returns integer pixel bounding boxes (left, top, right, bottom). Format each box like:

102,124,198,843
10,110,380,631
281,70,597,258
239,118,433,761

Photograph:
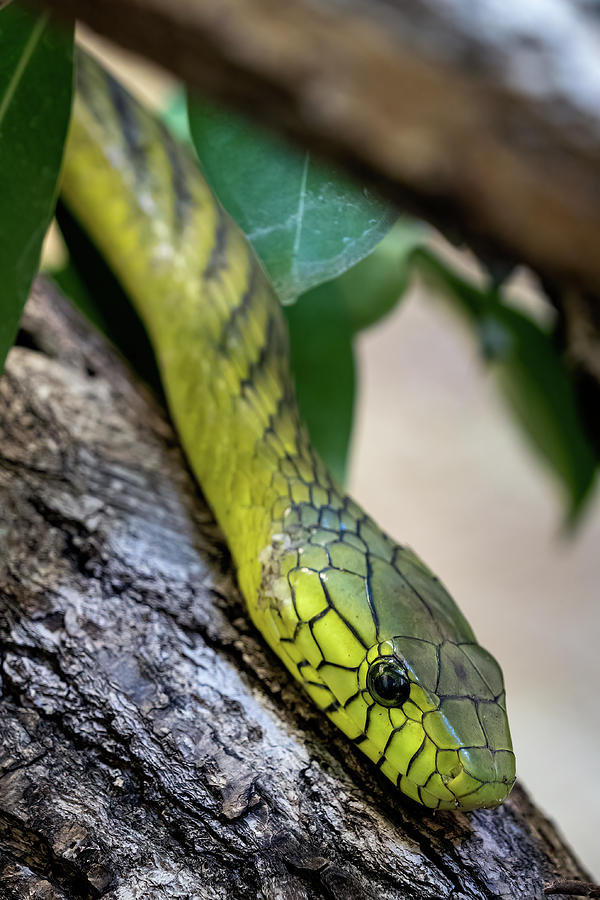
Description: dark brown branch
0,279,592,897
33,0,600,299
545,882,600,898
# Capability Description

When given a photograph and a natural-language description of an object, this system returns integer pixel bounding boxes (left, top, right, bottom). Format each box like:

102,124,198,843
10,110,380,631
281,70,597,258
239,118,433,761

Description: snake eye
367,659,411,708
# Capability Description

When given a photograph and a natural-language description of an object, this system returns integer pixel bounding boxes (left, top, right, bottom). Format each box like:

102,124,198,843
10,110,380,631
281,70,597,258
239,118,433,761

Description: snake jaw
455,745,516,807
390,713,516,810
444,749,517,810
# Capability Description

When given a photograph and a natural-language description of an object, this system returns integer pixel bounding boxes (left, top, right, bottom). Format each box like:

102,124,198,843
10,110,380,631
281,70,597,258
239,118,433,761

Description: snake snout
447,746,516,810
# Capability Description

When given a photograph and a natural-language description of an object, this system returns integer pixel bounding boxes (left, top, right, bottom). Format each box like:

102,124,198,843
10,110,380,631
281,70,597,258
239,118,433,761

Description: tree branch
33,0,600,298
0,279,591,897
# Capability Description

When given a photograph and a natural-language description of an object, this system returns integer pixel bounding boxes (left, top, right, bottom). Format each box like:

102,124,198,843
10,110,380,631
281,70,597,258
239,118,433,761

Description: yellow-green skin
61,51,516,811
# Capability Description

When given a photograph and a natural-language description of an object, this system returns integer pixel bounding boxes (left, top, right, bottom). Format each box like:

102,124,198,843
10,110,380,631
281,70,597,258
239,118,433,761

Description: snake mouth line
406,774,516,811
422,752,516,810
449,775,516,811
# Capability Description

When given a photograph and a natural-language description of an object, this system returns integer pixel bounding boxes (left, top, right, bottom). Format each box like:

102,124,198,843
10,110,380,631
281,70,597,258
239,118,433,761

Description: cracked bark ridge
0,280,591,898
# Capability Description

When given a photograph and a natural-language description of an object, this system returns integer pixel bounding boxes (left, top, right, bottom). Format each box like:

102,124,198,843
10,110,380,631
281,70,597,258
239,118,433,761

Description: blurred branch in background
32,0,600,288
31,0,600,500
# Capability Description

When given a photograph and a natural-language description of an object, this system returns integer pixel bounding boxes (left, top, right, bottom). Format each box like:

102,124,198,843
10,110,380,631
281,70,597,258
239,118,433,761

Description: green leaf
0,4,73,372
416,248,597,524
335,220,425,334
187,96,397,303
285,280,355,485
283,222,423,484
185,91,416,477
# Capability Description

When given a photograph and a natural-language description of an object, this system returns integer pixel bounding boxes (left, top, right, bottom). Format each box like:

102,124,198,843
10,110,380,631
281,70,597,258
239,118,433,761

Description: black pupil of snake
367,659,411,707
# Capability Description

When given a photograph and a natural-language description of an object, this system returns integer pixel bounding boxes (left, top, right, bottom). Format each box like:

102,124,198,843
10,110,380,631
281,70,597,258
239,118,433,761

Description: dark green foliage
416,249,597,523
285,280,356,486
283,223,423,483
0,4,73,371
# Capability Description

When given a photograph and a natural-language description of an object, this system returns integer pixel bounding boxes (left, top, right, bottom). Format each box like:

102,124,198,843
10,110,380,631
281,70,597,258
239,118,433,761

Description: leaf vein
291,152,310,270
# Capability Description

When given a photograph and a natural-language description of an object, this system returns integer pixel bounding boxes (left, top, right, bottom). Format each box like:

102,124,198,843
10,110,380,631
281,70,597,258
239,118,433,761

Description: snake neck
61,50,340,604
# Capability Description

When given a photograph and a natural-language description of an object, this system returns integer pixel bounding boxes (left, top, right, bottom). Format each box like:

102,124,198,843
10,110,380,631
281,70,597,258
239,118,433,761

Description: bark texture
0,280,592,899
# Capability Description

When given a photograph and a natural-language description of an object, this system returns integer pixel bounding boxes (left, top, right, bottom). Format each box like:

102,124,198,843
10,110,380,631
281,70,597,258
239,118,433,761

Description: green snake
60,50,516,811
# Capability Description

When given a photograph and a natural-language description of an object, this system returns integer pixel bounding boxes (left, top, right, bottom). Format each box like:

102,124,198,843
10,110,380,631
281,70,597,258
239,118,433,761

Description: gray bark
0,280,592,899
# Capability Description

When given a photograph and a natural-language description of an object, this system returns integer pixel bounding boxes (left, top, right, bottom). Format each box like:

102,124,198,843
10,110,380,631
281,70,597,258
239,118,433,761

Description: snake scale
60,50,516,811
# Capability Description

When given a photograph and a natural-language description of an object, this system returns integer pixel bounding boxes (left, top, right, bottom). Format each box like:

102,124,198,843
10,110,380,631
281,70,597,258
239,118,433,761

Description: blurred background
62,29,600,880
352,281,600,878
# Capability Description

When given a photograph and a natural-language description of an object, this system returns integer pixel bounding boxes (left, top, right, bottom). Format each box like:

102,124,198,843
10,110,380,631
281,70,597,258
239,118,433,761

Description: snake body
60,51,516,810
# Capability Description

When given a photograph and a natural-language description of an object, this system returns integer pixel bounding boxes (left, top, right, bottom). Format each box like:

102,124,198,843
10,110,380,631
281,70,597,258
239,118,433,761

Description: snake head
320,547,515,810
285,533,516,811
353,636,516,810
264,504,515,811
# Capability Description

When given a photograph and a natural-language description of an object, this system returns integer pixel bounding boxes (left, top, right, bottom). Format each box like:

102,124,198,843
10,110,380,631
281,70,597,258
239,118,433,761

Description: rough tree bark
0,280,592,899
